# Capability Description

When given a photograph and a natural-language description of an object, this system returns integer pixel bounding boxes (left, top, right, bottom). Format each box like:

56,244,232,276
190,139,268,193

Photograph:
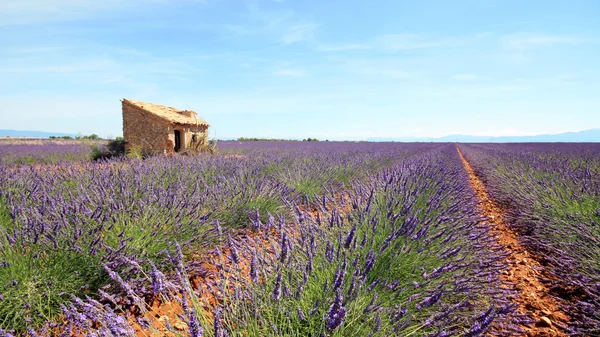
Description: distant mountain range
369,129,600,143
2,129,600,143
0,130,78,138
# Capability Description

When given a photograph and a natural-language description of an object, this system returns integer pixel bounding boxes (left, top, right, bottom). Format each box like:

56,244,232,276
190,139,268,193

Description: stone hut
122,98,209,154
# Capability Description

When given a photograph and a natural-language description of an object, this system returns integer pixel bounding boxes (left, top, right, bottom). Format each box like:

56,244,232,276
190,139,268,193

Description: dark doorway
174,130,181,152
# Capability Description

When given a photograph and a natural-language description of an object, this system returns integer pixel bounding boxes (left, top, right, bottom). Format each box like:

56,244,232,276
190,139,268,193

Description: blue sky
1,0,599,140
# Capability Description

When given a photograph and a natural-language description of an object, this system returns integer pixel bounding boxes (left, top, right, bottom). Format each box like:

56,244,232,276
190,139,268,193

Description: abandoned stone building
121,98,209,154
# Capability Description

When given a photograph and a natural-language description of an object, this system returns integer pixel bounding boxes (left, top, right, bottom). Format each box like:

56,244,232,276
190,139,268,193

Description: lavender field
0,141,598,336
0,140,94,166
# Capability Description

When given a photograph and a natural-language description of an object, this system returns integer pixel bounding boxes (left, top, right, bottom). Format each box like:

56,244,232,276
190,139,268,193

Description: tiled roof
122,98,209,126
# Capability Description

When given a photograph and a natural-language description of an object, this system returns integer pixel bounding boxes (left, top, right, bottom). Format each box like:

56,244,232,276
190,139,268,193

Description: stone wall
122,103,210,154
184,126,209,151
122,103,173,154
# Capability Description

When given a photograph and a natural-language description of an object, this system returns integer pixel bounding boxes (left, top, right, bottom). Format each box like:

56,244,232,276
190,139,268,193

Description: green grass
475,152,600,283
218,194,289,229
220,165,493,336
0,201,100,330
0,146,441,334
0,222,105,331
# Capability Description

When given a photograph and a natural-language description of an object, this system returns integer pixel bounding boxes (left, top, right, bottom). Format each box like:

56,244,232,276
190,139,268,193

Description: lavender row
0,142,95,166
214,144,518,336
0,142,437,333
458,143,600,335
45,144,520,336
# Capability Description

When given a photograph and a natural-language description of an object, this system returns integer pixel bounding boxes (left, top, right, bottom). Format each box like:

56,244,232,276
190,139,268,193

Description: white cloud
232,3,318,45
0,0,133,25
280,22,318,44
315,32,490,55
0,0,208,25
376,32,490,51
0,45,198,97
0,0,205,14
0,0,93,14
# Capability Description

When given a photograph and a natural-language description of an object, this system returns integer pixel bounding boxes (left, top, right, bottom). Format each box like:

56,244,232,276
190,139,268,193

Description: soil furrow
127,192,353,336
456,146,569,337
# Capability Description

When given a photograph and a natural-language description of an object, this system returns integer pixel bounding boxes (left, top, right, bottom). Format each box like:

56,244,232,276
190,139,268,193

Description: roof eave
174,122,210,127
122,99,209,126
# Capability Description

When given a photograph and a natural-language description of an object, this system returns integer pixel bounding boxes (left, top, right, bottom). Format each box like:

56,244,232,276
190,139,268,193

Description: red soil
457,147,569,337
128,192,353,336
128,228,278,336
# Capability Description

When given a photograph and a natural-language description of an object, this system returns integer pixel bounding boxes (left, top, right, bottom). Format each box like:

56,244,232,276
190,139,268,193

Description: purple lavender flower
325,241,334,262
214,307,224,337
279,232,288,263
26,328,40,337
416,290,443,310
326,289,346,331
344,226,356,249
251,209,262,231
150,262,166,294
332,265,346,291
187,307,204,337
296,281,305,299
103,264,145,312
136,317,151,330
0,328,15,337
227,236,239,265
347,275,357,297
352,252,360,267
103,309,135,336
250,251,258,283
363,293,379,314
214,220,222,236
373,313,381,332
393,306,408,320
297,306,307,321
272,272,282,302
464,306,496,337
363,251,376,276
306,257,313,274
309,300,320,316
368,278,381,291
360,232,368,247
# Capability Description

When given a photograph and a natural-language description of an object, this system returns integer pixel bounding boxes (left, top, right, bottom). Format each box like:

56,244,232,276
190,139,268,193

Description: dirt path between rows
456,147,569,337
127,192,353,337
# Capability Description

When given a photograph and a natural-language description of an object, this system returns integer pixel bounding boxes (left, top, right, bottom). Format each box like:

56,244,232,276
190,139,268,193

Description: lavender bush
213,145,517,336
0,141,95,166
0,142,432,333
459,143,600,335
